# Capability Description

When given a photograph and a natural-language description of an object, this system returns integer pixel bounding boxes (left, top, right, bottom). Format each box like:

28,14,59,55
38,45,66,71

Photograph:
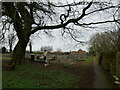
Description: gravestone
31,54,35,61
37,56,39,59
116,52,120,80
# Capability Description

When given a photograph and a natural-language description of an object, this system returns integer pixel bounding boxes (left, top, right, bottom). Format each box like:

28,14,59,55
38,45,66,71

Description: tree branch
76,19,120,26
66,27,85,43
49,1,90,7
86,4,120,16
30,2,93,35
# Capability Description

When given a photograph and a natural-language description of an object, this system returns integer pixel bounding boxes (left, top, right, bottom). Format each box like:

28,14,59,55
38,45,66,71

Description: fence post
116,52,120,80
98,53,103,65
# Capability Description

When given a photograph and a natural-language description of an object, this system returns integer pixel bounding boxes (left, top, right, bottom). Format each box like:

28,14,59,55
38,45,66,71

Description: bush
102,52,116,71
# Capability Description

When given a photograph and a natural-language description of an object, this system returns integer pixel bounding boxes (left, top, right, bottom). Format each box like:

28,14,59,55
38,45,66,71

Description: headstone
31,54,35,61
37,56,39,59
116,52,120,80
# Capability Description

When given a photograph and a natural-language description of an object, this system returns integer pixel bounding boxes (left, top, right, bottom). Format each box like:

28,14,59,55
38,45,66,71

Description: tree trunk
10,44,12,53
118,29,120,51
29,42,32,53
11,38,29,65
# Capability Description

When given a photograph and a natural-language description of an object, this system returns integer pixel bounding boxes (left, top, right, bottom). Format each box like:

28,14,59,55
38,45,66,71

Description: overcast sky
26,28,97,52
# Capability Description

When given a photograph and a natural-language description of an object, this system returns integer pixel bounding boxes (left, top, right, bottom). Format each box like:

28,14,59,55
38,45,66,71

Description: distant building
71,51,77,53
77,49,88,54
70,49,88,54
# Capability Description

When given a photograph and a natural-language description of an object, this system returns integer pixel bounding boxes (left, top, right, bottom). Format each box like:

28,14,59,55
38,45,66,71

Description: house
77,49,88,54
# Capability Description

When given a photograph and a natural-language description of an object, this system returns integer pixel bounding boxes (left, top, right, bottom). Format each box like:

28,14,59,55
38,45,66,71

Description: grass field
3,63,76,88
2,56,95,88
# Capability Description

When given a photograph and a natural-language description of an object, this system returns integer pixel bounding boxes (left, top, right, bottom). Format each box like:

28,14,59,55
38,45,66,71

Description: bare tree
28,40,33,53
29,42,32,53
41,46,53,52
1,1,120,65
117,2,120,51
7,32,16,53
89,30,119,54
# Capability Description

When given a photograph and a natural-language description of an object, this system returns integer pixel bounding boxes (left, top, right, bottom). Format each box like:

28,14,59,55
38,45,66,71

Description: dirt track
48,59,95,88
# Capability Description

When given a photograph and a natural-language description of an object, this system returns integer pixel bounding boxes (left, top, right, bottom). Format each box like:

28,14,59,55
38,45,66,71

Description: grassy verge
76,56,94,62
2,62,76,88
0,57,11,60
84,56,94,60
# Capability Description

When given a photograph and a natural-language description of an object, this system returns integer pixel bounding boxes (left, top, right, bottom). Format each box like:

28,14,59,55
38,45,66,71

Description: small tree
41,46,53,52
8,33,16,53
2,46,7,53
29,41,32,53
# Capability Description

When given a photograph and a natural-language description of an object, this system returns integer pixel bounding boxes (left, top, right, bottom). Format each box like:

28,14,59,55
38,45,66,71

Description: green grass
84,56,94,61
76,56,94,61
1,57,11,60
2,63,76,88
